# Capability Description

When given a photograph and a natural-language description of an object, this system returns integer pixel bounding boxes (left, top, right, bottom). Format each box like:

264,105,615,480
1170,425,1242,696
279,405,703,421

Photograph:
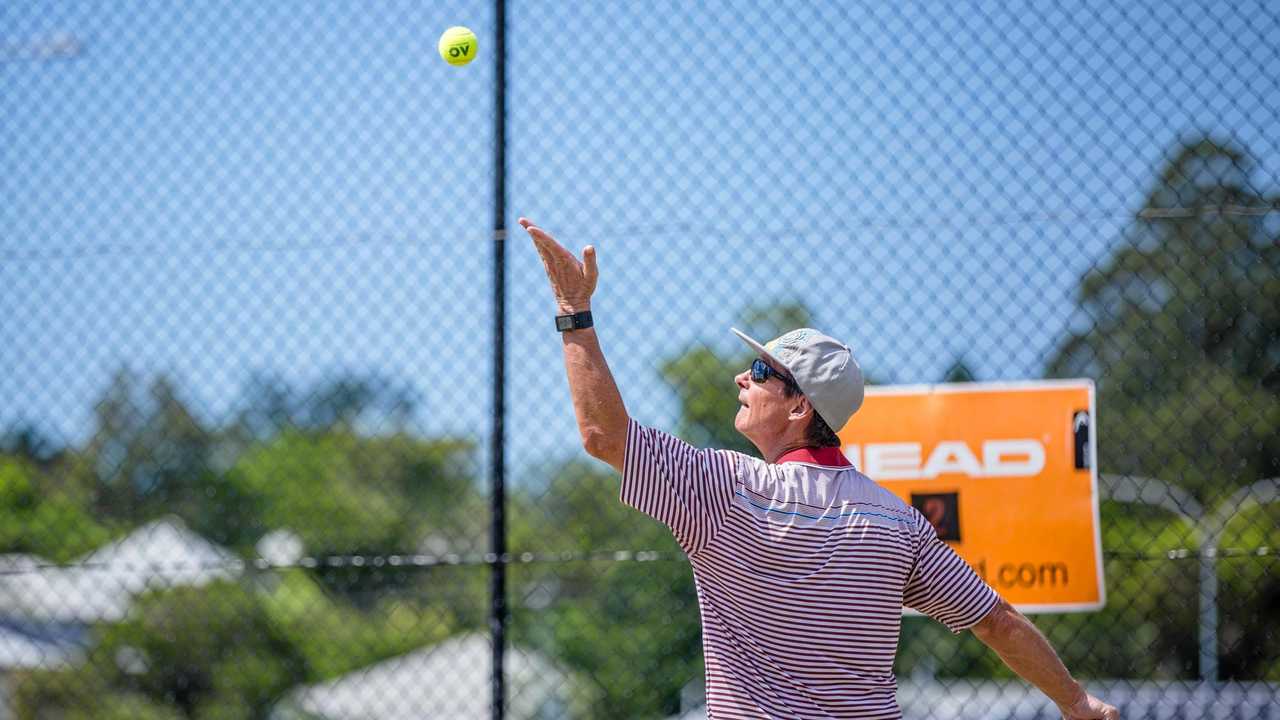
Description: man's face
734,357,801,444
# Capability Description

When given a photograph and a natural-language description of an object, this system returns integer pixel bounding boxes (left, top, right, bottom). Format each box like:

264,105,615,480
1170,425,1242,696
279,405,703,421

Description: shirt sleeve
620,419,739,554
903,510,999,632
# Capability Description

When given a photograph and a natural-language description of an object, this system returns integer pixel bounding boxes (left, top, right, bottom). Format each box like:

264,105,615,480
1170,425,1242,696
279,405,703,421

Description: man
522,216,1119,720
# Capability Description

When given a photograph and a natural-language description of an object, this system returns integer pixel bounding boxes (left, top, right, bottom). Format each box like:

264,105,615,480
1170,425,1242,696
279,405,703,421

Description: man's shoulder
627,422,747,474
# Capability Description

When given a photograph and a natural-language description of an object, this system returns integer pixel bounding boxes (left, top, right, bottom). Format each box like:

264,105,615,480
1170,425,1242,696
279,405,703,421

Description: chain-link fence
2,1,1278,718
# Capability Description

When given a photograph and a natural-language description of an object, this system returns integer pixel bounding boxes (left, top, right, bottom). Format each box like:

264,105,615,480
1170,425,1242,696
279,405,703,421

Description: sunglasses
750,358,801,393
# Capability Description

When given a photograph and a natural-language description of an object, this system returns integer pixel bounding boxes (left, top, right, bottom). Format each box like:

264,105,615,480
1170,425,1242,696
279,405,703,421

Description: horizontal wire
2,204,1276,263
1136,203,1279,219
0,549,683,577
576,204,1280,241
0,545,1272,577
1104,546,1277,560
0,234,454,264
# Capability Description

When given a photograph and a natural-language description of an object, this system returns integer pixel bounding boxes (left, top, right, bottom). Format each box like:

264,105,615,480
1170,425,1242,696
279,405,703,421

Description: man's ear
788,396,812,421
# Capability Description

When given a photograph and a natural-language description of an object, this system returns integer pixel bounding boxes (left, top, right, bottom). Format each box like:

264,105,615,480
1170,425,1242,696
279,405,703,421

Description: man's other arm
970,599,1119,719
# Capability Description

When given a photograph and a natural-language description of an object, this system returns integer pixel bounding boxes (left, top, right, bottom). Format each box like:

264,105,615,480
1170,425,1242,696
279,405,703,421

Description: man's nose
734,371,750,388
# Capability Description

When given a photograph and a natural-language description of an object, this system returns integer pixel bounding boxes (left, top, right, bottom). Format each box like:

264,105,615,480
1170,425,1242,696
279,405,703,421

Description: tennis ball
438,26,477,67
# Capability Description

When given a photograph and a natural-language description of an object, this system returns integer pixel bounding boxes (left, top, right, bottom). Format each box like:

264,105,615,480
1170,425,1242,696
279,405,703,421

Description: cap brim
730,327,789,372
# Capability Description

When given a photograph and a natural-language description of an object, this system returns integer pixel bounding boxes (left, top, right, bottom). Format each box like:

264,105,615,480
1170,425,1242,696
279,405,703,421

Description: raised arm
521,217,629,472
970,598,1119,719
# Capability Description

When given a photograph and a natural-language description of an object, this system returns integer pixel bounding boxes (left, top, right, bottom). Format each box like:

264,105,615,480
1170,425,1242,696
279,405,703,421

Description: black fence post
490,1,508,719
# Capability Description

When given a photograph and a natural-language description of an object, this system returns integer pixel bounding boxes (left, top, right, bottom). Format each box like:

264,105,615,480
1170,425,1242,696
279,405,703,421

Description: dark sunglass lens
751,359,767,382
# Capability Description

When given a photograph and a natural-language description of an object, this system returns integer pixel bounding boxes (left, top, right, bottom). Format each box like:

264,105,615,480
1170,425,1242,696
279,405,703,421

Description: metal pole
1197,478,1280,683
1198,550,1217,683
490,1,508,719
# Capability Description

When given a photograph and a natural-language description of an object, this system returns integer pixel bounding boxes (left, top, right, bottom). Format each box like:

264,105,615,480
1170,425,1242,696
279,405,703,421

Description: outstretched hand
520,217,598,314
1058,692,1119,720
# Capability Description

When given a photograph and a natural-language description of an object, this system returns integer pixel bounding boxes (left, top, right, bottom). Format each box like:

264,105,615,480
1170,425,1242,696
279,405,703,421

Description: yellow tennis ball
438,26,477,67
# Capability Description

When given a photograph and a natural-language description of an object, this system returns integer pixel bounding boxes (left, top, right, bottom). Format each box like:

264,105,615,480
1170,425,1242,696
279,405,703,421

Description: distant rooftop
0,517,239,624
272,632,590,720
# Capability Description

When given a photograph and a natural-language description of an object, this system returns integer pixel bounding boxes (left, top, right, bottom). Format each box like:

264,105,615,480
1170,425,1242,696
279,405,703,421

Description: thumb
582,245,599,288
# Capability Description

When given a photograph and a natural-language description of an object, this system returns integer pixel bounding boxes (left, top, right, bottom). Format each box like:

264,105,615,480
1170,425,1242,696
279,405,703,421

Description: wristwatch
555,310,593,332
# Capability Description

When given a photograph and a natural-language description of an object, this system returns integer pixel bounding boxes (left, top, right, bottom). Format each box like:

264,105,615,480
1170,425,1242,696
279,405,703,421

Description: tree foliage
0,455,111,561
4,371,486,718
14,582,306,720
1048,137,1280,503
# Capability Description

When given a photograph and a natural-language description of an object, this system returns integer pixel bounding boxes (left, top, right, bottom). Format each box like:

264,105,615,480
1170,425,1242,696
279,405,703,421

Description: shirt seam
777,461,854,470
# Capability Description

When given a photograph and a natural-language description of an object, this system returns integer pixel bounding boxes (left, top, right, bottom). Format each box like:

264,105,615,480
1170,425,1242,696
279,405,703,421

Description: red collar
775,446,852,467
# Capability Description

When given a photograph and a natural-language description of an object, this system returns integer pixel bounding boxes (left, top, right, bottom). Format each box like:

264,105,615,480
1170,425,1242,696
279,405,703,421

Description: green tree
14,581,307,720
0,455,111,561
12,571,477,719
74,371,223,528
10,371,485,718
0,422,64,466
66,369,481,575
942,357,977,383
227,428,479,604
70,370,434,547
1048,137,1280,504
13,672,183,720
13,567,480,719
230,372,418,441
259,568,468,680
1216,503,1280,679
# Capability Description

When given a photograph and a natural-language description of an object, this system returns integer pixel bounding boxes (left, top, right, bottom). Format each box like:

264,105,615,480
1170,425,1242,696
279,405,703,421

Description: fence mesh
2,1,1278,718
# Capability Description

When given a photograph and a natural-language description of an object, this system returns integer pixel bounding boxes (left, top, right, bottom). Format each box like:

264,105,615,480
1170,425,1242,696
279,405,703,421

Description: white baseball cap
731,326,865,431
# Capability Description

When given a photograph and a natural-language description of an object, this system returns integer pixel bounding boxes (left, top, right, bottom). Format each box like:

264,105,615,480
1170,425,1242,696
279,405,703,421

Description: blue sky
3,0,1278,478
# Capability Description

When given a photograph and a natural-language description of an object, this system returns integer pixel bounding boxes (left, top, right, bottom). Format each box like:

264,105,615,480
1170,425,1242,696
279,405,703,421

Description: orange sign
838,380,1103,613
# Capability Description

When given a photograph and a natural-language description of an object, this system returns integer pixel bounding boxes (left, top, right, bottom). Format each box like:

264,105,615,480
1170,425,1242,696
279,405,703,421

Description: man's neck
774,446,852,467
763,438,814,464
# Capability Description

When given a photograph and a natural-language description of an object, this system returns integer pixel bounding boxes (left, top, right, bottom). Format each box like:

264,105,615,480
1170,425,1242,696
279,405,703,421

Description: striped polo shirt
621,420,999,719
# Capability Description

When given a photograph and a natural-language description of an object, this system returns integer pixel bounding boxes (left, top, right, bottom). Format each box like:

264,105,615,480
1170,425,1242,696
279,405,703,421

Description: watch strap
554,310,593,332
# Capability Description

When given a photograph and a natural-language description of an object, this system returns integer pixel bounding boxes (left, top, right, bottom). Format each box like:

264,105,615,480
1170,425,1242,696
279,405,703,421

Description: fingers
583,245,598,289
521,222,554,266
520,218,571,259
522,221,554,250
520,218,592,272
519,217,550,253
519,216,557,249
